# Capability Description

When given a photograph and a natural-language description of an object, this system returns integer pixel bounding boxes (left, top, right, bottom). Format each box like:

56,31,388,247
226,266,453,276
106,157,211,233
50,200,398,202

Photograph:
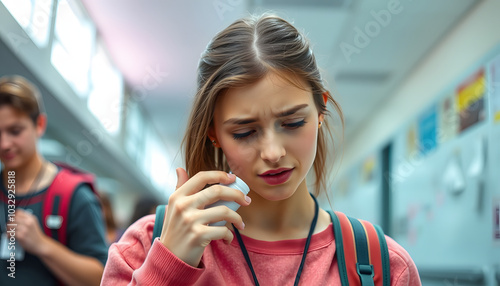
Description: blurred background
0,0,499,284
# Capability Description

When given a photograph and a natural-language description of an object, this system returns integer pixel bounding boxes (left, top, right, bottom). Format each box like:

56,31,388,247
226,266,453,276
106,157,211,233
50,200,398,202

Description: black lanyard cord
233,226,260,285
294,193,319,285
232,193,319,286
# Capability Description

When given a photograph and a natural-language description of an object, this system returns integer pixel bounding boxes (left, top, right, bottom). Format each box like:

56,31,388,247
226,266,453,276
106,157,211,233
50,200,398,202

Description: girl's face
211,72,324,201
0,105,43,170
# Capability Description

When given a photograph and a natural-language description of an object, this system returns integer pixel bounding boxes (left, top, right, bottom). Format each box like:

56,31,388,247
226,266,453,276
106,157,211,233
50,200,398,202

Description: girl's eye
283,119,306,129
233,130,255,140
232,120,306,140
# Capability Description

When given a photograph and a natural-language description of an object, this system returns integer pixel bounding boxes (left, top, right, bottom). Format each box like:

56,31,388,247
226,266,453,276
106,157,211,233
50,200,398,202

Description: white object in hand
206,176,249,226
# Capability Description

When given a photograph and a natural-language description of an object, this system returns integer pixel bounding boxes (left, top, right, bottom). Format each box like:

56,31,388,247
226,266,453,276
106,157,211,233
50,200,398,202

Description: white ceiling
80,0,479,152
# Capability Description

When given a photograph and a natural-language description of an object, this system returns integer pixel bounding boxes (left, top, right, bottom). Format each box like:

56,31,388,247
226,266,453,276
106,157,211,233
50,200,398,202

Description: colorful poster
438,93,458,144
418,105,437,155
456,68,486,132
489,55,500,123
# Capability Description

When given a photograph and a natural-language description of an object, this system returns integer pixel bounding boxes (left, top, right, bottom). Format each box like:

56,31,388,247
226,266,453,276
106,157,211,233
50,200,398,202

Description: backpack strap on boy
152,205,166,244
327,210,390,286
42,162,97,246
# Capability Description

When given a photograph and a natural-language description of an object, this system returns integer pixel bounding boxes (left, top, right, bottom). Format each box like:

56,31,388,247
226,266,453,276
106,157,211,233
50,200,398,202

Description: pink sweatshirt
102,214,421,285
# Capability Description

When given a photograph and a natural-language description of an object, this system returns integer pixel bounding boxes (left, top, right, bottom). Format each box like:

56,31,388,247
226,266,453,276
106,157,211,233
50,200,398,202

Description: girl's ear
207,126,220,148
318,113,325,127
36,113,47,138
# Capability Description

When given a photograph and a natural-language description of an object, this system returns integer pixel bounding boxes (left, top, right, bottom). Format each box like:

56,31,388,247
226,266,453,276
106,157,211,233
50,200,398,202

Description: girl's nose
259,132,286,163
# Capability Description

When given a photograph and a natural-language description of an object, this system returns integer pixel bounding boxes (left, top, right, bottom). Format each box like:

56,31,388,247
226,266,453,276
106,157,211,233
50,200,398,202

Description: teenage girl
102,14,421,285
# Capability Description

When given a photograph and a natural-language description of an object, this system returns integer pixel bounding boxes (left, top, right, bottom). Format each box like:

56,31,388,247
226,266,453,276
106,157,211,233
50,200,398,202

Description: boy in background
0,75,108,285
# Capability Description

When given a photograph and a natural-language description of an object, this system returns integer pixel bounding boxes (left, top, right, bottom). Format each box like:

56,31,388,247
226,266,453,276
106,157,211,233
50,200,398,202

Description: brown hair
0,75,44,124
183,14,344,195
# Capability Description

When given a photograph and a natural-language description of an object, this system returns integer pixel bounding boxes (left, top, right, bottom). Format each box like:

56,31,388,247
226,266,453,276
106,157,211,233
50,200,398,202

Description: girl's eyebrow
276,104,309,117
223,104,309,125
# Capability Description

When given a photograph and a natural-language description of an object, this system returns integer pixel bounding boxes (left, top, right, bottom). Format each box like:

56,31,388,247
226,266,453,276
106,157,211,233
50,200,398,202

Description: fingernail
245,196,252,204
227,173,235,179
241,222,245,229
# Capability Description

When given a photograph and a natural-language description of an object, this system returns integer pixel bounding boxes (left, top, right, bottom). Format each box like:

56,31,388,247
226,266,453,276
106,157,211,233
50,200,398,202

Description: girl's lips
259,168,293,176
258,168,294,185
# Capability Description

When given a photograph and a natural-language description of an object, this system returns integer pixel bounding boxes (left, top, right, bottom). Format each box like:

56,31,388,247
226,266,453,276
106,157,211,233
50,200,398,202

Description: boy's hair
0,75,44,124
183,14,344,195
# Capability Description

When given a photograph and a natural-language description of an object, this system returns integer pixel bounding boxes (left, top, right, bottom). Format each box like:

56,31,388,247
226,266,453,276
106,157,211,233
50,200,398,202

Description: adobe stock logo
340,0,404,63
213,0,244,21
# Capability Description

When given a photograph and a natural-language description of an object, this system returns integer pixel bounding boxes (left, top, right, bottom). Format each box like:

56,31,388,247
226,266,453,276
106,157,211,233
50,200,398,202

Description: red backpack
41,162,98,246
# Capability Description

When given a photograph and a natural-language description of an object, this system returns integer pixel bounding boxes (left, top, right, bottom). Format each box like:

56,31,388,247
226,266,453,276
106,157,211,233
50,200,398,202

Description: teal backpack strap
374,224,391,286
327,210,391,286
151,205,166,245
348,217,375,286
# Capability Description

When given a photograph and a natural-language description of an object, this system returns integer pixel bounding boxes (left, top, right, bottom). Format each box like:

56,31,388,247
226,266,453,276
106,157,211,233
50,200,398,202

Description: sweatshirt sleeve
386,236,422,286
101,213,204,285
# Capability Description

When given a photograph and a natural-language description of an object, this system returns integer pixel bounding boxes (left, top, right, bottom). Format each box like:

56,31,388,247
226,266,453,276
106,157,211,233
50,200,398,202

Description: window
51,0,94,96
124,100,145,163
142,130,174,192
1,0,54,47
149,138,170,189
87,43,123,135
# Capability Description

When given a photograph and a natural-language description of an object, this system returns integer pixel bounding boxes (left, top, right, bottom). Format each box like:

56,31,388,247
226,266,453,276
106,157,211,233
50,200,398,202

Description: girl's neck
236,180,317,241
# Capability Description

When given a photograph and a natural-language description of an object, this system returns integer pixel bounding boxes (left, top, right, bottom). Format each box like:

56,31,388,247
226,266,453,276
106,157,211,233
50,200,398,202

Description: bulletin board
390,45,500,270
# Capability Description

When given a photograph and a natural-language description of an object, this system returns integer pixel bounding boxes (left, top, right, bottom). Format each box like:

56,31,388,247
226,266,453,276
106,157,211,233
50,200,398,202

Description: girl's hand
159,168,251,267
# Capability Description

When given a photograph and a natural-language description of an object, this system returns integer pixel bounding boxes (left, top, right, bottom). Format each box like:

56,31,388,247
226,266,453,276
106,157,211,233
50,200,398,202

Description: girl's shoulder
114,214,156,252
385,236,421,285
386,236,414,267
125,213,156,237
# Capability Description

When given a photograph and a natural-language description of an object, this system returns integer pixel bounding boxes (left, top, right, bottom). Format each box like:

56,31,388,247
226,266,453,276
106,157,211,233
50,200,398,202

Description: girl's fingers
175,171,236,196
199,205,246,230
200,225,235,245
175,167,189,190
195,185,251,209
161,169,249,265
